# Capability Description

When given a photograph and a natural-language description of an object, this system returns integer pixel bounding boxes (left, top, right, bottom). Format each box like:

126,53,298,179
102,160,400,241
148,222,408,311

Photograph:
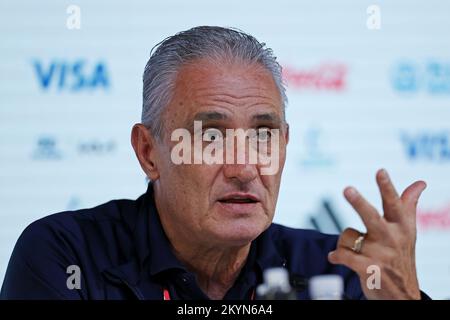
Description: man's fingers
376,169,399,199
343,187,384,234
337,228,363,250
376,169,402,222
328,247,371,274
401,180,427,209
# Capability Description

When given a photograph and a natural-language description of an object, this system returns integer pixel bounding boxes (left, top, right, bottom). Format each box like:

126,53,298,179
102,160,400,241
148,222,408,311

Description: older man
1,26,428,300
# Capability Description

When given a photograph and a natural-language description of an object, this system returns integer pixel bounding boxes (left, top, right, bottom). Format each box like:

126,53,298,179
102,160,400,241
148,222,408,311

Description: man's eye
203,128,222,141
257,128,272,141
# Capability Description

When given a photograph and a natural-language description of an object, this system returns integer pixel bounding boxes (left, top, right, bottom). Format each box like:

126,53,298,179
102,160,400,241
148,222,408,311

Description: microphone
290,273,308,292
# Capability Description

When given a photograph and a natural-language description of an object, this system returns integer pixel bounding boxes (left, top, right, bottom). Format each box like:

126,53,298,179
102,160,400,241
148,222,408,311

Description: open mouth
217,194,260,204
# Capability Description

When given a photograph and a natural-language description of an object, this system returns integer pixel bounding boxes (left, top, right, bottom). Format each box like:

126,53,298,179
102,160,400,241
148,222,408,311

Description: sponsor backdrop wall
1,0,449,298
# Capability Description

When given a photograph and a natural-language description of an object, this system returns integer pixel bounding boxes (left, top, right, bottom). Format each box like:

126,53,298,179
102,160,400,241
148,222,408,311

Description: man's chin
208,220,268,247
215,201,262,217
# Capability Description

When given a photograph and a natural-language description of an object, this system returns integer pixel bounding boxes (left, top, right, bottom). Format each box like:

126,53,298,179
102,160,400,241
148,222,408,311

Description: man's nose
222,163,258,184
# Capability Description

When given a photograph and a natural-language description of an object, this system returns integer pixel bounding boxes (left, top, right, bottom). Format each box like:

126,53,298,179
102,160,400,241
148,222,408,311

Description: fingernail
380,169,389,181
344,187,358,200
421,181,427,190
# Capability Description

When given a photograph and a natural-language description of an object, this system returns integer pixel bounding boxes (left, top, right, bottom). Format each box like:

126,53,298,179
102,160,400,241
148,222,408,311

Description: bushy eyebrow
193,111,229,122
252,112,282,124
186,111,283,130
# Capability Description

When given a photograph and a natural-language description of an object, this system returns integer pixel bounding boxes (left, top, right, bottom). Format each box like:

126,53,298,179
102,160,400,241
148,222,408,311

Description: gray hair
142,26,287,139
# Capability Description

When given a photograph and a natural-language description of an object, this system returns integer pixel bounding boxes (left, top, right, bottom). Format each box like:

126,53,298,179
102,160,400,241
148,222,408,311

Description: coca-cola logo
282,63,347,91
417,203,450,231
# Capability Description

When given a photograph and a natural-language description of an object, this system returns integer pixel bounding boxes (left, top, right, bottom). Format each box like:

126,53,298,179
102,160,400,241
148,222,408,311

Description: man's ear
131,124,160,181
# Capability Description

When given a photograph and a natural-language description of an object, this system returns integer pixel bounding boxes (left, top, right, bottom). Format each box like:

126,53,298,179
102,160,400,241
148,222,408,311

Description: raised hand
328,169,427,300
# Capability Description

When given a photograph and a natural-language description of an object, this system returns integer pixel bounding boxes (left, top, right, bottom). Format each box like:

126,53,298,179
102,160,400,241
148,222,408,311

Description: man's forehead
175,59,280,96
167,59,285,127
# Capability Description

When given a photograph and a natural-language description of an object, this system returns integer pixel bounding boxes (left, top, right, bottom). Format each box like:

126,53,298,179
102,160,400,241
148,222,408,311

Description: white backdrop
1,0,449,299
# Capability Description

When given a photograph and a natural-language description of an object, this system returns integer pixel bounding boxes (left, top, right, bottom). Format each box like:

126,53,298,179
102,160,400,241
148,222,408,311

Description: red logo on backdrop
417,203,450,231
282,63,347,91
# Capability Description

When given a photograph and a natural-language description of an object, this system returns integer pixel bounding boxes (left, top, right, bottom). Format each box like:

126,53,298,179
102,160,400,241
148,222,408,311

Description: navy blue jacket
1,183,365,300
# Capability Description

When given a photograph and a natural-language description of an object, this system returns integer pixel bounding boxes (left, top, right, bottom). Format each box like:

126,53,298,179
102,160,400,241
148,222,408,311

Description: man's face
152,58,288,247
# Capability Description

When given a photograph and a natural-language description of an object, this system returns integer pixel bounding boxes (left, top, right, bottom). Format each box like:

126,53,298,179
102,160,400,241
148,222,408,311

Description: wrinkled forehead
163,59,285,129
176,58,281,99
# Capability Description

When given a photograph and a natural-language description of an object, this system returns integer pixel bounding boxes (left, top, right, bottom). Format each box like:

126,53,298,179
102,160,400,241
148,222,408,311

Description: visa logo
32,59,110,91
401,132,450,162
392,61,450,94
